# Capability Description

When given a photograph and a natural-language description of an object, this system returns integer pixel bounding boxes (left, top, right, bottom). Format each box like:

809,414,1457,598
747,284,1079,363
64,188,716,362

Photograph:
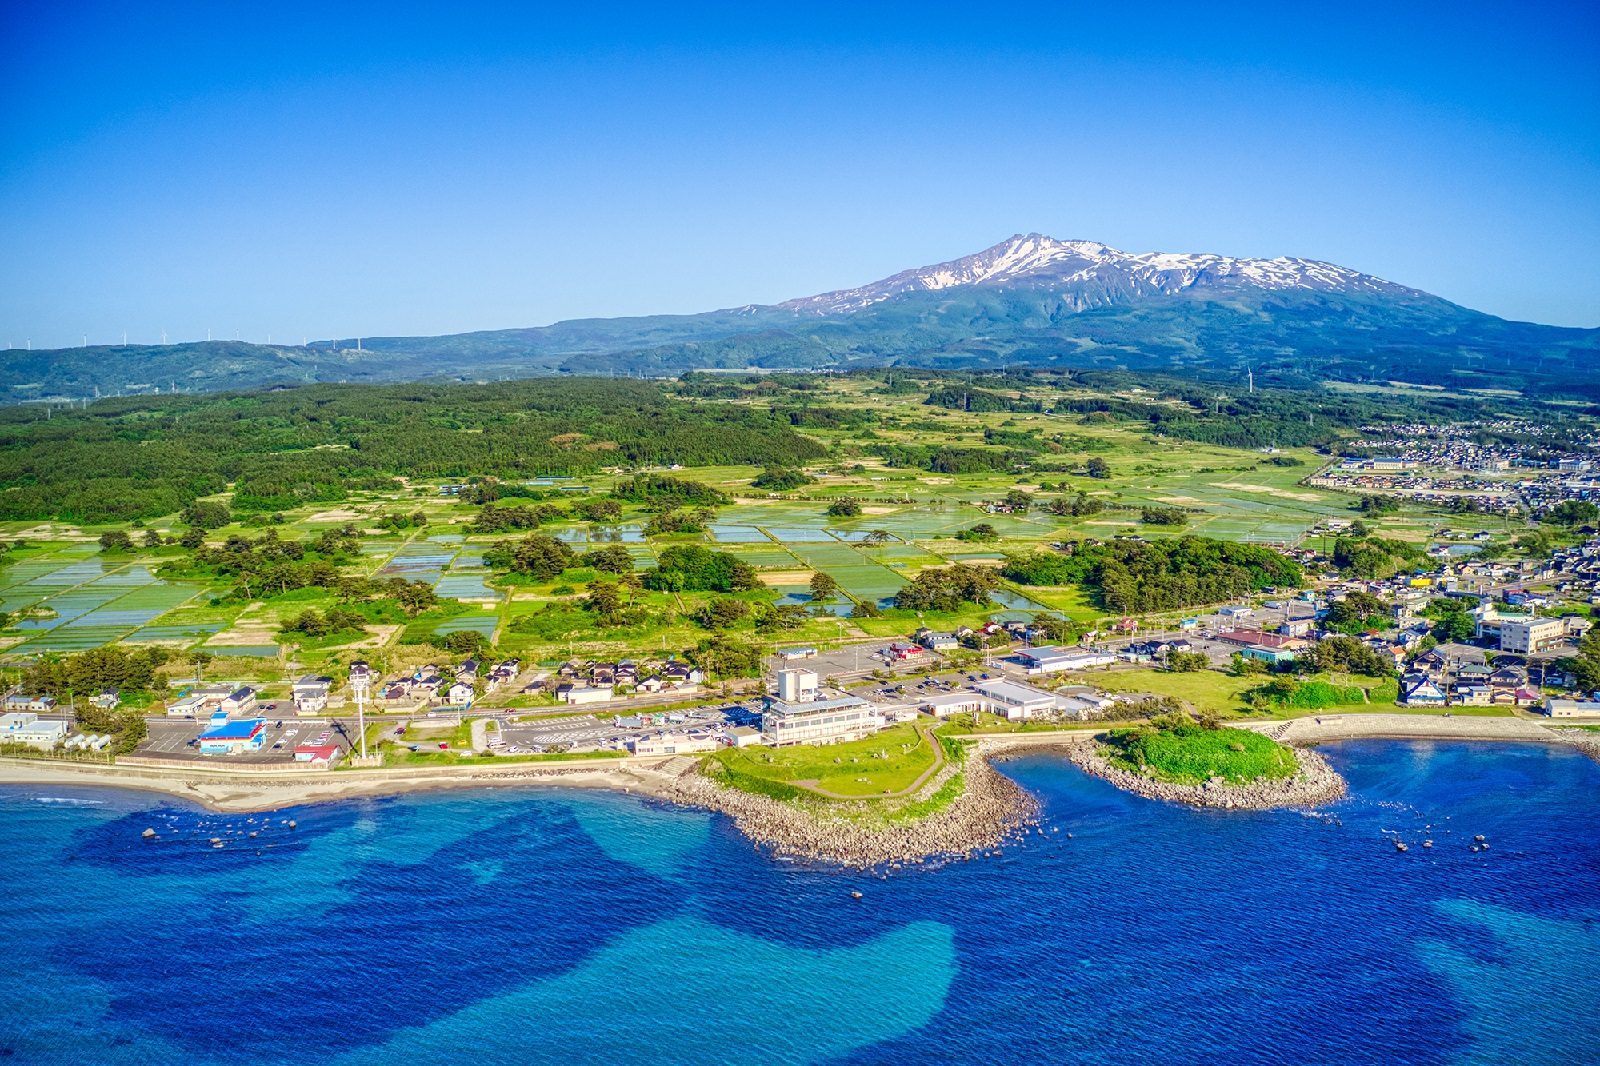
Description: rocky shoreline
663,739,1041,870
1054,738,1348,810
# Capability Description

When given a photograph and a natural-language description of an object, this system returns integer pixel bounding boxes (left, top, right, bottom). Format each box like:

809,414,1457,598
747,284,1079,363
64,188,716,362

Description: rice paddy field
0,374,1533,672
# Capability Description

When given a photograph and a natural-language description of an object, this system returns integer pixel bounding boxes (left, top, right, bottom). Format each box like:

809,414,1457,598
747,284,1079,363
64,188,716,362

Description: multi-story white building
761,694,883,747
775,668,820,703
1499,617,1567,655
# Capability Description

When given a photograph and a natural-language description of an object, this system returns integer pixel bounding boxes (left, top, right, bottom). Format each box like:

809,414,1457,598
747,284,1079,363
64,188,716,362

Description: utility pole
353,672,370,761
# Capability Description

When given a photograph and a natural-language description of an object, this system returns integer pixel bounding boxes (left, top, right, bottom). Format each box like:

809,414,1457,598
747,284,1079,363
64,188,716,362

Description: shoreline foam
2,715,1591,863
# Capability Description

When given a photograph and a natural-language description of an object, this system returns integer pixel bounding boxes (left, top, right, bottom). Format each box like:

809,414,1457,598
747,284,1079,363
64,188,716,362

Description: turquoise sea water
2,740,1597,1064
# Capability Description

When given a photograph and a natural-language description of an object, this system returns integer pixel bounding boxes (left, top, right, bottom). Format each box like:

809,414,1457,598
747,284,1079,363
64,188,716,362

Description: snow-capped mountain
13,234,1596,401
780,233,1424,315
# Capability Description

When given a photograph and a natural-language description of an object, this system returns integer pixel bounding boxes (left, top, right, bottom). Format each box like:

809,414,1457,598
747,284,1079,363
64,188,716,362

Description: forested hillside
0,379,823,522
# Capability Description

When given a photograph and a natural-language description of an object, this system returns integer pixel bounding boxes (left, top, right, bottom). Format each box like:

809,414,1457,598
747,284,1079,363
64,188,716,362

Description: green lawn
1098,669,1257,715
708,722,938,798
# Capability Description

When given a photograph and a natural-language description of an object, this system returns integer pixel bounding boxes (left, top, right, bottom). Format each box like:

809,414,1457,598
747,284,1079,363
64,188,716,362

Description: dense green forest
1002,537,1305,613
4,368,1590,524
0,379,823,522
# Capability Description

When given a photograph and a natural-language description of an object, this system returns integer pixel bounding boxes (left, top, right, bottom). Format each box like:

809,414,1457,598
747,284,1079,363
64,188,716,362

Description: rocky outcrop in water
1055,740,1347,810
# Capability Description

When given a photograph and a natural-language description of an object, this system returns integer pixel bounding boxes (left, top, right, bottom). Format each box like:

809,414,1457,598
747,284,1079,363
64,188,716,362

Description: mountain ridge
5,234,1597,402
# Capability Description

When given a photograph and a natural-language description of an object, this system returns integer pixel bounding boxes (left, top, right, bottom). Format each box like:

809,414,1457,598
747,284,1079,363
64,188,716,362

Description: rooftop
199,719,265,740
975,679,1056,706
764,694,868,717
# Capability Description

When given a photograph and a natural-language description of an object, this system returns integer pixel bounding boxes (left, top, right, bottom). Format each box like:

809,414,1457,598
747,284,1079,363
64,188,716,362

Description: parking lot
139,716,354,764
495,706,736,754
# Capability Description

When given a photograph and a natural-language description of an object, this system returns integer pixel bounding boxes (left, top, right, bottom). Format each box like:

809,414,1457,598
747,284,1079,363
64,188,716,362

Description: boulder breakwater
1053,739,1348,810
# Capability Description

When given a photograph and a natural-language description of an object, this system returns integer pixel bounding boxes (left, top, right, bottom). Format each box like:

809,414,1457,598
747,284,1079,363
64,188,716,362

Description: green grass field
708,722,938,797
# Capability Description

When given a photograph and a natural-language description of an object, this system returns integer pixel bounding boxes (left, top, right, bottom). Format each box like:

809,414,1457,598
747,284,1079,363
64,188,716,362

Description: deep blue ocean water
2,739,1597,1065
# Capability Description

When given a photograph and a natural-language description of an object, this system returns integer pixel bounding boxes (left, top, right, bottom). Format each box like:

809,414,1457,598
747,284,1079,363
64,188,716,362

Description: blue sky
2,0,1597,349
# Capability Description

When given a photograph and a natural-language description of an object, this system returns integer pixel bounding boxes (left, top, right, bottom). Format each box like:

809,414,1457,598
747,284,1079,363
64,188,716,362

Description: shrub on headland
1104,715,1296,785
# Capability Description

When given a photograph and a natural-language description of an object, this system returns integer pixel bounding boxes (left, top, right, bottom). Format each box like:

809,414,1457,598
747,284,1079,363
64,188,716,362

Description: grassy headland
705,722,940,799
1103,716,1297,785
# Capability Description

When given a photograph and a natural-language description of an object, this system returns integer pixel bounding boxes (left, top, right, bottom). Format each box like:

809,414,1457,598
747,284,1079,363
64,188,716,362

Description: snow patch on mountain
780,234,1422,315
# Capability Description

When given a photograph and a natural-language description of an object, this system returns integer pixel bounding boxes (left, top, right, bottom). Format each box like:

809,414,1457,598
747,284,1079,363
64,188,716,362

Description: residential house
660,662,705,685
220,687,258,717
292,676,333,716
3,693,56,713
1402,676,1448,707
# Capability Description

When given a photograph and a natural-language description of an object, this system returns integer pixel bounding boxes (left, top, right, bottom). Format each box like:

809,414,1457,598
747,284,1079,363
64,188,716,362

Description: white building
1014,646,1117,674
166,694,206,717
974,679,1059,721
292,675,333,716
220,687,258,716
631,732,721,756
2,693,56,713
775,668,820,703
1499,617,1568,655
761,694,883,747
446,680,476,707
1543,698,1600,718
0,713,69,749
922,691,986,718
561,685,614,705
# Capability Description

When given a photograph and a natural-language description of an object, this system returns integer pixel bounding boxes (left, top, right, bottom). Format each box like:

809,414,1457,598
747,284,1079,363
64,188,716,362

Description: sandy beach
3,712,1590,827
0,755,685,812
